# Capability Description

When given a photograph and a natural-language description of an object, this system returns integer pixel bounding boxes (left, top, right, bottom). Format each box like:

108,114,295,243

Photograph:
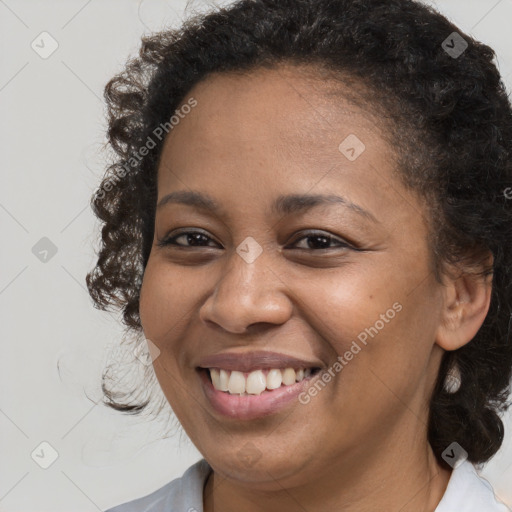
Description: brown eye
286,231,354,250
157,229,355,251
157,229,221,248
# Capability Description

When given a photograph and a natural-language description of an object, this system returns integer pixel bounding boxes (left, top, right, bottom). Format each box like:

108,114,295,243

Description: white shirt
104,458,511,511
436,460,510,511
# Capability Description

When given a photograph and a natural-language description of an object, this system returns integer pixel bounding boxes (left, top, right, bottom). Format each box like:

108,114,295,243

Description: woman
86,0,512,510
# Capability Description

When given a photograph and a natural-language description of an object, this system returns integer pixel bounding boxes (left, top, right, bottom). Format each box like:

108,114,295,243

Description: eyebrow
156,190,378,223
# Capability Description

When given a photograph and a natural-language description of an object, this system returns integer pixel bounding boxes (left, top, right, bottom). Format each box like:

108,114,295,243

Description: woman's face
139,65,447,486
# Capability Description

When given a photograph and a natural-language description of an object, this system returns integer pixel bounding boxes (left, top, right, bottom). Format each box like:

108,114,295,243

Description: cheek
139,260,205,417
139,259,201,341
301,267,439,386
294,268,399,345
297,275,440,444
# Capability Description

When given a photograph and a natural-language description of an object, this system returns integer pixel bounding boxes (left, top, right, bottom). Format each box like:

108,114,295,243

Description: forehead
184,67,379,142
155,64,431,258
158,64,396,186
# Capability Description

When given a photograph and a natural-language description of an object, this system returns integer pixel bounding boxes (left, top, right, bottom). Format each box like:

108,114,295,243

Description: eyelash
156,229,355,251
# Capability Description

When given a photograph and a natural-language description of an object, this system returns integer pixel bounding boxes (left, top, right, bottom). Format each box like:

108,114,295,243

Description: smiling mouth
201,367,322,396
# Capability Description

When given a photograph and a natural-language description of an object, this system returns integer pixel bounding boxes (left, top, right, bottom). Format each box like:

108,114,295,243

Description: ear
435,258,493,351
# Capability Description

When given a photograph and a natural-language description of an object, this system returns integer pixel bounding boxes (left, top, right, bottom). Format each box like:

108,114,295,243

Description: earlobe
435,266,493,352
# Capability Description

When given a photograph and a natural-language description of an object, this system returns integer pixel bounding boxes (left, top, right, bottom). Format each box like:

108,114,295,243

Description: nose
198,248,293,334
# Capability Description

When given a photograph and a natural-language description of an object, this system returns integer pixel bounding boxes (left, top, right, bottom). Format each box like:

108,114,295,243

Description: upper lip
197,350,323,373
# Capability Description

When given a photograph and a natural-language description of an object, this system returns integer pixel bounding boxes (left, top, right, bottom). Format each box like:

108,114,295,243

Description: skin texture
138,65,492,512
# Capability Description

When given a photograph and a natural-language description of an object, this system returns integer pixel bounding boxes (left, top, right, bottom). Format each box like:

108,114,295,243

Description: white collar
435,460,510,511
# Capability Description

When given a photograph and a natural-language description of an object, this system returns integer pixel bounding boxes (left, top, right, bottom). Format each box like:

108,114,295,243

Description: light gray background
1,1,511,510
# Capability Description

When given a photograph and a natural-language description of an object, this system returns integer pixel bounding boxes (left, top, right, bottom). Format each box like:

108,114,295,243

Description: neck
203,429,452,512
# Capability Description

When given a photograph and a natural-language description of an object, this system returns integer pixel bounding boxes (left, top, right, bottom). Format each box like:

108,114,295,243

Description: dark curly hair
86,0,512,467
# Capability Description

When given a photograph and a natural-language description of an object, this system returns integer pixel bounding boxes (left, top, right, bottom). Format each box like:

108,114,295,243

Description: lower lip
198,369,318,420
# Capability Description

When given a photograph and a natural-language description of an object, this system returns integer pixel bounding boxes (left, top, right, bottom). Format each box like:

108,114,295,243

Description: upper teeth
209,367,312,395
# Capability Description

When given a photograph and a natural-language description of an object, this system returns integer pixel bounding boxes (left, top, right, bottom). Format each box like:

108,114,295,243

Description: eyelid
157,228,358,251
157,227,223,248
285,230,355,250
